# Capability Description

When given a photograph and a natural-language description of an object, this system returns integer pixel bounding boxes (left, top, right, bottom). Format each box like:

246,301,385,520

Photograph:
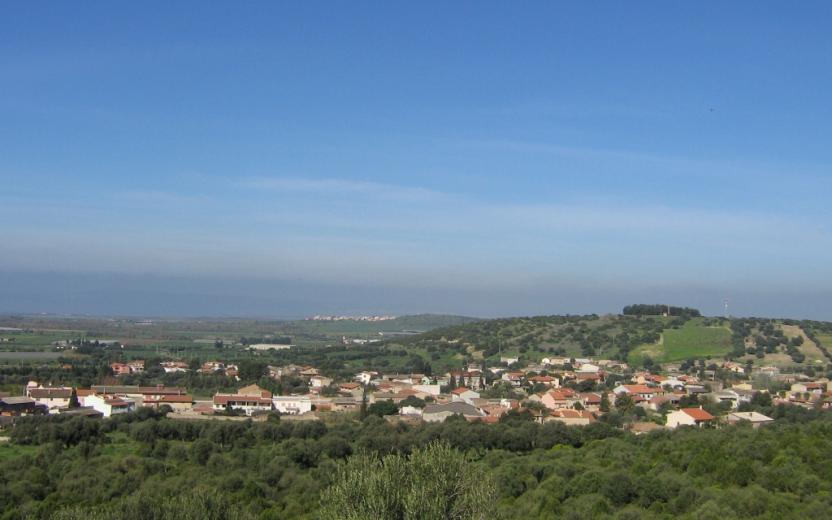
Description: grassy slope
631,318,732,363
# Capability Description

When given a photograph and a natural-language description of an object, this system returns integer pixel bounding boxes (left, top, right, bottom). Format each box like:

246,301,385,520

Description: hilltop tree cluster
622,304,701,319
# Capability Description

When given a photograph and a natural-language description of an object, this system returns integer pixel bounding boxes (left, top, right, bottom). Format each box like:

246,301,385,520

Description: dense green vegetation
622,305,701,318
1,405,831,519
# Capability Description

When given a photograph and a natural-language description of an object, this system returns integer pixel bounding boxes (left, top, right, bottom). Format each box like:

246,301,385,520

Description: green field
630,319,732,363
0,442,37,462
817,334,832,349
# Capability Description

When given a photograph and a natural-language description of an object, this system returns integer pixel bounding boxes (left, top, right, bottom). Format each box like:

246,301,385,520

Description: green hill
629,319,732,363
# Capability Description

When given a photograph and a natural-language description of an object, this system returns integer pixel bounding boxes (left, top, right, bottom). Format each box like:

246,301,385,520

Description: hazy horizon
2,270,831,322
3,4,832,320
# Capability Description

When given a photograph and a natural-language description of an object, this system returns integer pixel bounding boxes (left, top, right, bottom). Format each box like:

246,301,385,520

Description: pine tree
69,387,80,409
600,392,610,413
359,386,368,420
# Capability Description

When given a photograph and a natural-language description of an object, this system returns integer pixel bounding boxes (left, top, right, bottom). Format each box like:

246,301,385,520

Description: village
2,355,829,432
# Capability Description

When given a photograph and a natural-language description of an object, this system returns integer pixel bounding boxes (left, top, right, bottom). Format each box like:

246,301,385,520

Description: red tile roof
622,385,656,395
682,407,715,421
547,388,577,400
551,409,595,420
152,395,193,403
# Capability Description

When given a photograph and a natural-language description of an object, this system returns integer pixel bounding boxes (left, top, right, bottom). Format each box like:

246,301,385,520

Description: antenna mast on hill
723,299,730,319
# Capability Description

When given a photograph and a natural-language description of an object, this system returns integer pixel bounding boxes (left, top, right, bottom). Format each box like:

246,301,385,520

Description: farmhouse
666,407,715,429
26,385,73,412
272,396,313,415
86,394,135,417
540,389,578,410
613,384,659,400
213,385,273,416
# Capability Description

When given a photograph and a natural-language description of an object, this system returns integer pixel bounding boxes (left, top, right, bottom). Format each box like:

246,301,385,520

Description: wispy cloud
236,176,453,204
3,173,831,292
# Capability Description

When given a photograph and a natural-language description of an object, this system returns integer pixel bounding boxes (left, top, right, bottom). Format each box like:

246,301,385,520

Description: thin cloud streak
2,175,831,294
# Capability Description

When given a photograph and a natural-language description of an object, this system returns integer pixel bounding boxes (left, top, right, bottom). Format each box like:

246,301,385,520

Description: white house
576,363,600,373
726,411,774,428
310,375,333,389
86,394,136,417
160,361,189,373
413,384,442,396
613,385,659,400
26,386,73,413
666,407,715,429
451,388,480,404
355,372,376,385
272,396,313,415
213,385,273,416
400,405,423,417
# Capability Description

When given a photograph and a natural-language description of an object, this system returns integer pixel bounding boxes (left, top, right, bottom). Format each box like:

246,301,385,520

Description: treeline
622,304,701,318
2,404,832,519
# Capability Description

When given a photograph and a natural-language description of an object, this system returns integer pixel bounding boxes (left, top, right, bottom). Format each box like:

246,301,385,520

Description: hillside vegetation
1,407,831,519
390,312,832,372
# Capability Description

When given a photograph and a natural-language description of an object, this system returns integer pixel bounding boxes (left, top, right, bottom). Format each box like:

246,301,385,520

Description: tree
398,395,426,409
238,361,267,381
359,386,369,419
68,388,80,409
614,393,634,413
599,392,610,413
319,442,496,520
367,400,398,417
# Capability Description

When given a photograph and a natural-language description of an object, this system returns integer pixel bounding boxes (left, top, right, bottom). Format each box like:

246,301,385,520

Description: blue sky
2,3,832,318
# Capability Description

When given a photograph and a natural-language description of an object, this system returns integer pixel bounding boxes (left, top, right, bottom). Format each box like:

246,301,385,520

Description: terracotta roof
547,388,576,400
551,409,595,420
530,375,556,382
580,393,602,404
151,395,193,403
682,407,715,421
622,385,656,394
480,404,509,416
28,388,72,399
235,385,272,398
451,387,475,395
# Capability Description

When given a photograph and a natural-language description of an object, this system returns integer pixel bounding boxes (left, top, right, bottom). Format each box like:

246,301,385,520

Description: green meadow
631,319,732,363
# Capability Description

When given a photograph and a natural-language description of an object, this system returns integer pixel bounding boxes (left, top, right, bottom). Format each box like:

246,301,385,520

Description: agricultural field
0,351,64,361
630,318,732,363
781,325,827,364
817,334,832,351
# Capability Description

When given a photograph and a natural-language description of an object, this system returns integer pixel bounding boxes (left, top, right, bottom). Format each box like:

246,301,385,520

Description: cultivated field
631,319,732,363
